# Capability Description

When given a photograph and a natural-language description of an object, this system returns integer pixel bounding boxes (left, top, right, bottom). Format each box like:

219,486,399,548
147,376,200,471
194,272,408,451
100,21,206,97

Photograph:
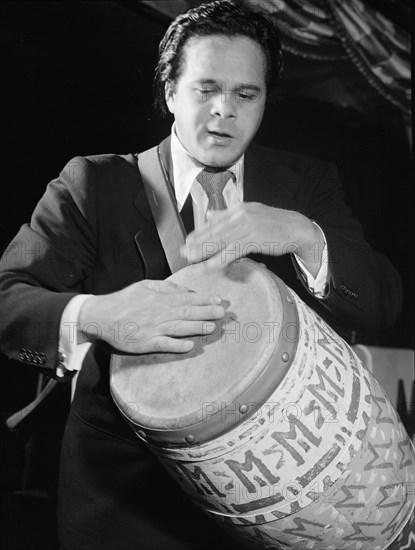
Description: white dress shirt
57,129,329,375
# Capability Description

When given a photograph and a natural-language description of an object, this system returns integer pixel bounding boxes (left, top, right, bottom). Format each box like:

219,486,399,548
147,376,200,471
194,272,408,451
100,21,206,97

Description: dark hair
153,0,283,116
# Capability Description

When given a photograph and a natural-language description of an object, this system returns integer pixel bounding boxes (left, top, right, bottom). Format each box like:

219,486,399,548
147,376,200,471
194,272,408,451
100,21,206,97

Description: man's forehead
180,34,266,84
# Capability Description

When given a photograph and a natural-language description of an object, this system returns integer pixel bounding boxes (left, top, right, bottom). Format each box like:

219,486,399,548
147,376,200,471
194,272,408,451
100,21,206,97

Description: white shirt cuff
294,223,329,298
56,294,93,377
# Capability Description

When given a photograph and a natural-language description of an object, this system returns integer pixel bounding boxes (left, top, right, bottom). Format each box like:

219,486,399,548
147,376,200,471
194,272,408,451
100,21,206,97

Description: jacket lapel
133,187,169,280
133,138,174,280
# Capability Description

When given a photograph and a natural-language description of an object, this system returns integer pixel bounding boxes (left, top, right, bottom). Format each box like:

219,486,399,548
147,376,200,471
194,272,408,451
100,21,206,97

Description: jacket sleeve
0,156,98,377
292,161,402,330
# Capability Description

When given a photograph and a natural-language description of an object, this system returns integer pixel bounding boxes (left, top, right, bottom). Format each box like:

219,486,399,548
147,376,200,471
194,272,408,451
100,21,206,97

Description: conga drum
110,259,415,549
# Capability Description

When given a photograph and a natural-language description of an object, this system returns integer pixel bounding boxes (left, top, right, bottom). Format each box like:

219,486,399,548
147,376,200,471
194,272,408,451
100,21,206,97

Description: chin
200,150,240,168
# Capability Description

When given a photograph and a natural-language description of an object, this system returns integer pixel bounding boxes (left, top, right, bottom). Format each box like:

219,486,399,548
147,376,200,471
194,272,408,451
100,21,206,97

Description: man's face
165,35,267,167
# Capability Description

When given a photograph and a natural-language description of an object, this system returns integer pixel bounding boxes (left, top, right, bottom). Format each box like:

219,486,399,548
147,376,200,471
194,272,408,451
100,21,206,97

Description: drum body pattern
110,260,415,550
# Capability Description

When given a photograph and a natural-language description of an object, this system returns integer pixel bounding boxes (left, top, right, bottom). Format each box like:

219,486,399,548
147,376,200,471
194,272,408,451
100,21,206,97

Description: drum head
110,259,296,446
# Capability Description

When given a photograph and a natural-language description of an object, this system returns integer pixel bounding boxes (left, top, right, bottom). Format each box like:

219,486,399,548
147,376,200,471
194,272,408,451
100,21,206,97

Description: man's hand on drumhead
77,280,225,354
180,202,324,276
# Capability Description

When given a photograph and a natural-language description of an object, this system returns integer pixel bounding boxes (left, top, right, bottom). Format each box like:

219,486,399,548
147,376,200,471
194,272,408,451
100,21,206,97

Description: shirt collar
170,123,243,210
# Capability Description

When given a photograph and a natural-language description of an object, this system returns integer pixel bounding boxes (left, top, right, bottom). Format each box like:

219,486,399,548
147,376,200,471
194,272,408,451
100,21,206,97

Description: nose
210,91,237,119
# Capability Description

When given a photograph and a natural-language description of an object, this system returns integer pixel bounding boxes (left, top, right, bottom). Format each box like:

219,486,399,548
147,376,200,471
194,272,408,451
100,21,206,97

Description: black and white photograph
0,1,413,549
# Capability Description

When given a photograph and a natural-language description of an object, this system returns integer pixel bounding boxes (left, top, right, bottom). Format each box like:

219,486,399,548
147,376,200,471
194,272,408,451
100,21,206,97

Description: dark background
0,2,413,549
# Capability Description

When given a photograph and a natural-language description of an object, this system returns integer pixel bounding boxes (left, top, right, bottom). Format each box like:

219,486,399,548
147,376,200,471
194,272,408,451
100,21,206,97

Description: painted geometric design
214,371,415,550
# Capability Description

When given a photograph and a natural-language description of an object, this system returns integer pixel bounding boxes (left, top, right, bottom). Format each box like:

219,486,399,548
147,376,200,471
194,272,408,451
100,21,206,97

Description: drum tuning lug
239,404,248,414
286,294,293,304
137,430,146,440
281,352,290,362
185,434,196,444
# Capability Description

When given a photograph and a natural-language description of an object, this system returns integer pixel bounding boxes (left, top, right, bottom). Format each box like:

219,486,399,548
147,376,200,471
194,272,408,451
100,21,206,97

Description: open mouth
208,130,232,138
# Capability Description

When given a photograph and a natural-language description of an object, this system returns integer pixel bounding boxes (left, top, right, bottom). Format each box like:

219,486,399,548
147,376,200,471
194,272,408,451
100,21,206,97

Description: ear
165,81,176,114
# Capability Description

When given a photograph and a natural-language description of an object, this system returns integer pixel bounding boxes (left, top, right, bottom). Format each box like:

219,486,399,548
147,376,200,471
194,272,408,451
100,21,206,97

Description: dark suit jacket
0,139,402,549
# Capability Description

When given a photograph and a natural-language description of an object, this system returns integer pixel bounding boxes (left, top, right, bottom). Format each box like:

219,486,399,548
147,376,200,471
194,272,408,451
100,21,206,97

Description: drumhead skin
110,259,298,446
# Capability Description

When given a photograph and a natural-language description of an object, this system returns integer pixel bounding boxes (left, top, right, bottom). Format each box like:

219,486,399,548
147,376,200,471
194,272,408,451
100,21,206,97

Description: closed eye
197,87,218,95
238,92,255,100
236,88,260,101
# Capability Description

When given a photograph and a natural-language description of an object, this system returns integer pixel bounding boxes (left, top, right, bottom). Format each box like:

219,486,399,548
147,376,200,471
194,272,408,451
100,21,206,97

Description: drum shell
110,264,415,549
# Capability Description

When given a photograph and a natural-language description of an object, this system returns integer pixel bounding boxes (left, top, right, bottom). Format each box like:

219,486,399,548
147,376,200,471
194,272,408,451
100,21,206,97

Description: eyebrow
195,79,262,93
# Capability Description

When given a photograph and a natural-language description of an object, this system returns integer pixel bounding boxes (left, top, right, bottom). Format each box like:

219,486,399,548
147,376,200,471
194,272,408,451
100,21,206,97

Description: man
0,1,402,549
